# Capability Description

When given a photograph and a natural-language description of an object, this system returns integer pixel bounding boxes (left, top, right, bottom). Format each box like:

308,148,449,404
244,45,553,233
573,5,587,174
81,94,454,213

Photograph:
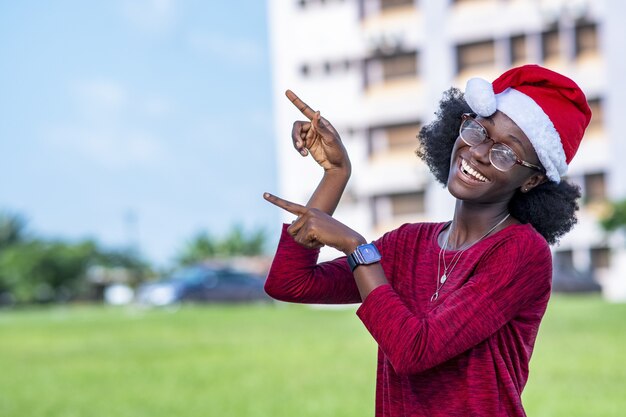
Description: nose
468,139,492,166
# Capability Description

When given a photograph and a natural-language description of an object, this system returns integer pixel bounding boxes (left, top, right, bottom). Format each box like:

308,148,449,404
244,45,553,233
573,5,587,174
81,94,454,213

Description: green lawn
0,296,624,417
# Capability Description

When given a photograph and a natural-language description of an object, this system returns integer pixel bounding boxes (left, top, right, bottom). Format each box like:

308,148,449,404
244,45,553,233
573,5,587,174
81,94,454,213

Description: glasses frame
459,113,545,173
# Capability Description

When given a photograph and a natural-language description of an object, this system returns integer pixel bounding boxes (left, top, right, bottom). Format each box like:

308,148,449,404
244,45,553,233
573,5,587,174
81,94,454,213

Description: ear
520,173,546,193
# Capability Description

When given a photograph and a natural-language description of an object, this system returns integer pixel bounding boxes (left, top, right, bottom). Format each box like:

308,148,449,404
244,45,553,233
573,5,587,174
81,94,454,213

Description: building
268,0,626,298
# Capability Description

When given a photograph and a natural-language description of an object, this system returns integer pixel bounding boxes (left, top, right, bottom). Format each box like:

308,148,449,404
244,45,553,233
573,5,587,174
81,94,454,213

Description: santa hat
464,64,592,183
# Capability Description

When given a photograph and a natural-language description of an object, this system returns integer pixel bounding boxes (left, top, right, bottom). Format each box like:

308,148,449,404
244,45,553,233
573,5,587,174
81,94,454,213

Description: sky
0,0,278,265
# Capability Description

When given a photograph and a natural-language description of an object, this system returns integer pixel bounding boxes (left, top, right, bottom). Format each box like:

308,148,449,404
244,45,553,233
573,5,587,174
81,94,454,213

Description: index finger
285,89,316,121
263,192,307,216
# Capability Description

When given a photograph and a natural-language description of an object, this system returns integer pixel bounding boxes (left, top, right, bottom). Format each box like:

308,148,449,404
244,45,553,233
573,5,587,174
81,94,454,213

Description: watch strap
347,243,381,272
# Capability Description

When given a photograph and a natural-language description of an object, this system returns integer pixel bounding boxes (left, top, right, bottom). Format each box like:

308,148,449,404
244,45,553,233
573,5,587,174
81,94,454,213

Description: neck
444,201,513,250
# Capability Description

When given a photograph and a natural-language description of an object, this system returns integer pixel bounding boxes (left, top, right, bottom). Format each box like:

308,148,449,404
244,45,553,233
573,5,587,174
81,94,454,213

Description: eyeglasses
459,113,545,173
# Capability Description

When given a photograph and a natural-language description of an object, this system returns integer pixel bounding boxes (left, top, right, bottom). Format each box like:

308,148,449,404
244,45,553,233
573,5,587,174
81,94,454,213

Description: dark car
136,265,270,306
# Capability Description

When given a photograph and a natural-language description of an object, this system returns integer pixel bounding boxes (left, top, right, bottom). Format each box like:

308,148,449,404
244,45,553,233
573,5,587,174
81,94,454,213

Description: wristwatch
347,243,382,272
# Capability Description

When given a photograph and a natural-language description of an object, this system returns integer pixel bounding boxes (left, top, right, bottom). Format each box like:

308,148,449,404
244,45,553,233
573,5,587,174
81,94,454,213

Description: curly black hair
416,87,581,245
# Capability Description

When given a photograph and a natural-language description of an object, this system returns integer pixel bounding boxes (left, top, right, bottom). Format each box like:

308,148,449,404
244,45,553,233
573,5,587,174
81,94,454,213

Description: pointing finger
285,90,316,121
263,193,307,216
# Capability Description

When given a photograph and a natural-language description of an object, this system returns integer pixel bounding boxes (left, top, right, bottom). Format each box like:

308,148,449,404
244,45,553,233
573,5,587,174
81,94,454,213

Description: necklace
431,213,511,302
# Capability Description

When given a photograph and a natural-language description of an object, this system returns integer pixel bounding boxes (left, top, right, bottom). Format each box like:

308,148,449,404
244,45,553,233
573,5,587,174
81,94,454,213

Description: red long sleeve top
265,222,552,417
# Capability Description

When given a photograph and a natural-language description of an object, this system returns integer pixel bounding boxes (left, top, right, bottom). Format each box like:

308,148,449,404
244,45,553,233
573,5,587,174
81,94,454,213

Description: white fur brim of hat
465,77,567,183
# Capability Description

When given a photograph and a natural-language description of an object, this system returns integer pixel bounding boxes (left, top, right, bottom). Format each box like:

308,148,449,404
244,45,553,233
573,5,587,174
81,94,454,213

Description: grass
0,295,624,416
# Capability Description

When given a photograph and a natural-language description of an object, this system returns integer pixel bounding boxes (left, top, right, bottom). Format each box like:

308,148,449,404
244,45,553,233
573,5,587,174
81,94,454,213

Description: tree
0,240,96,303
0,210,150,304
218,224,266,256
600,198,626,233
0,211,27,249
176,225,267,265
177,231,218,265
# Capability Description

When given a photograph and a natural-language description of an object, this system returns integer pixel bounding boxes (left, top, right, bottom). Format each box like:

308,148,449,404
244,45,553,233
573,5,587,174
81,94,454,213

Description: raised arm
284,90,351,215
264,91,388,303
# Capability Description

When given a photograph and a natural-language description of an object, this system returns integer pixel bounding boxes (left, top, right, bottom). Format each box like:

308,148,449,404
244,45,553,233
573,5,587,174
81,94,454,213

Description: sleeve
355,232,552,375
264,223,400,304
264,224,360,304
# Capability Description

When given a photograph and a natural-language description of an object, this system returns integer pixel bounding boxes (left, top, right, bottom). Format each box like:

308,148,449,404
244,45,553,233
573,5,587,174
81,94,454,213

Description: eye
491,143,518,167
462,120,486,144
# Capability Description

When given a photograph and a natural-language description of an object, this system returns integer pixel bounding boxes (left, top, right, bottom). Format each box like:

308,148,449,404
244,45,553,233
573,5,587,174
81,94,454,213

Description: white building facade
268,0,626,298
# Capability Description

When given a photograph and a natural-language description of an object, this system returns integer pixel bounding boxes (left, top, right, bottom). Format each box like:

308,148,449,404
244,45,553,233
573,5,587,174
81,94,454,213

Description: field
0,295,625,417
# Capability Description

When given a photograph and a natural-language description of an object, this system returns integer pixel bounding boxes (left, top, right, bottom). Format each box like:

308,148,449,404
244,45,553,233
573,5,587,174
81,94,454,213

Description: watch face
360,244,381,263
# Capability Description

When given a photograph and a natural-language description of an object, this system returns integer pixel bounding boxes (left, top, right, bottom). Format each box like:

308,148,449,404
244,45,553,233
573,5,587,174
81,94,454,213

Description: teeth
461,159,488,182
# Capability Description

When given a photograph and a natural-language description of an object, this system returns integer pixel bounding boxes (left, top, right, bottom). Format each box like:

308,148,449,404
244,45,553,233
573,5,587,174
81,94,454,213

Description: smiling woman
263,65,591,417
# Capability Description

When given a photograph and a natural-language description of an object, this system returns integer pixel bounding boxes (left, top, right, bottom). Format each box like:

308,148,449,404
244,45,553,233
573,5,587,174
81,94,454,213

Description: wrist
343,234,367,255
346,241,382,272
324,163,351,179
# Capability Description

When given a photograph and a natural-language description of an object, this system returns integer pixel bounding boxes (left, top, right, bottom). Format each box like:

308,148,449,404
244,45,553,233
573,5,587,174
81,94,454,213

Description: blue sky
0,0,278,264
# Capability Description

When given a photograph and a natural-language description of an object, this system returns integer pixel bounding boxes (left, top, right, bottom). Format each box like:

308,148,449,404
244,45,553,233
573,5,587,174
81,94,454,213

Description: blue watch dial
347,243,382,271
359,243,381,263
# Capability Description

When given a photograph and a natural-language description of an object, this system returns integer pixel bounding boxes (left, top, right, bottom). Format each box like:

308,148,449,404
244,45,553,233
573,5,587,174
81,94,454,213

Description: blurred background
1,0,625,416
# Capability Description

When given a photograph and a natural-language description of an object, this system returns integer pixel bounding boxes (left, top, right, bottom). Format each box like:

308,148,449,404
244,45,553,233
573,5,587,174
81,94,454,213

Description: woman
263,65,591,416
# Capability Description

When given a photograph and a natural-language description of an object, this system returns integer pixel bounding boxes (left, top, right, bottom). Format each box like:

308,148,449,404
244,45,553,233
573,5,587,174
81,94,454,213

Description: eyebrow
482,117,525,148
507,134,524,148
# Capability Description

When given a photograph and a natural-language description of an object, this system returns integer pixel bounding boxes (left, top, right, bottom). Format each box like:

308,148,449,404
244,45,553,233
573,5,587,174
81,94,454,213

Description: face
446,111,545,205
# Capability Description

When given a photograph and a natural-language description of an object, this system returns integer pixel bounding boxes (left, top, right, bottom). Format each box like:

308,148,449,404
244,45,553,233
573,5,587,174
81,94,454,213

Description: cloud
120,0,177,33
187,32,265,65
46,126,167,170
72,79,128,115
45,78,170,170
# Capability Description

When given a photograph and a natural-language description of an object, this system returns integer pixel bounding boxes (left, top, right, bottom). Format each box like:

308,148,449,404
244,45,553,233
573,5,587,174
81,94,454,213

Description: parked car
136,265,270,306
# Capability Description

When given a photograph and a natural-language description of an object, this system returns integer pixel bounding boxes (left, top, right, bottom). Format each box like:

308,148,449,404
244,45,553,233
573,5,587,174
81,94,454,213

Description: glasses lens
460,119,486,145
490,143,517,171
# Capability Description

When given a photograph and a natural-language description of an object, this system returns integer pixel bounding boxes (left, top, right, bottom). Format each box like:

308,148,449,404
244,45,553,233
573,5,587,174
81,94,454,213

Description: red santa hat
464,64,592,183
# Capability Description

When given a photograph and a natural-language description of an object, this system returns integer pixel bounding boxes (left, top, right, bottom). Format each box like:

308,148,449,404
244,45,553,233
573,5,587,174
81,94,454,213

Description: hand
264,192,365,254
286,90,351,173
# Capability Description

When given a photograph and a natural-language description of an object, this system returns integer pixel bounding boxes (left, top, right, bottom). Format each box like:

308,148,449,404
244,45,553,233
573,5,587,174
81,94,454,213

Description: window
587,97,603,130
390,191,425,217
510,34,527,65
584,172,606,204
385,123,421,151
554,249,574,270
380,0,414,10
575,23,599,58
382,52,417,81
372,191,425,226
297,0,345,8
298,58,356,78
590,247,611,270
542,29,560,62
457,40,495,73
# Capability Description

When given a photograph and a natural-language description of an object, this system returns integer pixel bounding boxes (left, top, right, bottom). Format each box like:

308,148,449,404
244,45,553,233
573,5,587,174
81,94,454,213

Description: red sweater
265,222,552,417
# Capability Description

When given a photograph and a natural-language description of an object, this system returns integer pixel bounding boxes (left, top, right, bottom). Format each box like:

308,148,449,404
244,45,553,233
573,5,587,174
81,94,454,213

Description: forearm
307,164,388,300
264,224,362,304
306,166,350,215
352,262,390,301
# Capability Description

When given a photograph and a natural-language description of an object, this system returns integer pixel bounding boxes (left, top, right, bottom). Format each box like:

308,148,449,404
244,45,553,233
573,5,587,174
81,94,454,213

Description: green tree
177,231,218,265
177,225,267,265
0,211,27,249
600,198,626,232
0,240,97,303
218,224,266,256
0,210,150,304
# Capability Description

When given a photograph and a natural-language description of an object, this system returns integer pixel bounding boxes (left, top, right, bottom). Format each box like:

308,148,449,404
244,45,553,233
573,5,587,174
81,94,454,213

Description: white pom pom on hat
463,64,592,183
465,77,496,117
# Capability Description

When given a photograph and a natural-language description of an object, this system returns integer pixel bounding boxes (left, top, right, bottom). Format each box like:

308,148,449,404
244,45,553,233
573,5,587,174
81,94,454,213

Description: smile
460,158,489,182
